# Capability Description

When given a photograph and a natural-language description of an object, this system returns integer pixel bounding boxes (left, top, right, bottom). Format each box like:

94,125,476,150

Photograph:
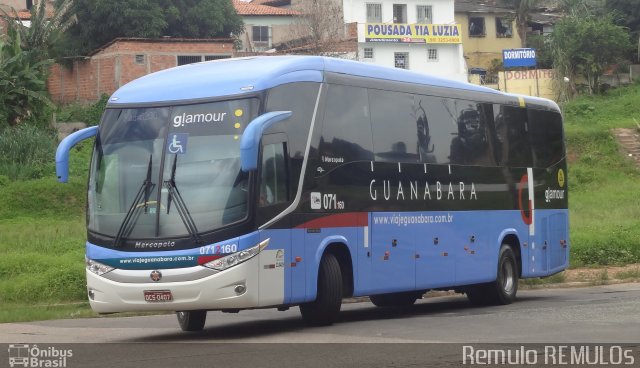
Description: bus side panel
548,211,569,272
369,213,416,293
289,228,307,304
258,229,290,306
524,209,569,277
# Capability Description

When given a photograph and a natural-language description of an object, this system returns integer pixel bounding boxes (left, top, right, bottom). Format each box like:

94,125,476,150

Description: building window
252,26,269,43
177,55,203,66
394,52,409,69
427,48,438,61
204,55,231,61
363,47,374,59
469,17,485,37
417,5,432,24
135,54,145,65
366,3,382,23
393,4,407,23
496,17,513,37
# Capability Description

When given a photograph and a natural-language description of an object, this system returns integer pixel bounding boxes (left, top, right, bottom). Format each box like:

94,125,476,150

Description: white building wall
343,0,466,81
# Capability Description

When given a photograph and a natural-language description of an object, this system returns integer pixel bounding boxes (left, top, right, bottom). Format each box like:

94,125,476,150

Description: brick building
47,38,235,103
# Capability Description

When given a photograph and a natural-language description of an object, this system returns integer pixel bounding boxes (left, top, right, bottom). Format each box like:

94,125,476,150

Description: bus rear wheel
467,245,518,305
300,253,342,326
370,291,421,307
176,310,207,331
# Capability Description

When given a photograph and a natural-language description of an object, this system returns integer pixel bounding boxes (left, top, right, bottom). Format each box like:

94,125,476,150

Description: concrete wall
344,0,466,81
238,15,301,51
47,39,234,103
498,69,556,100
358,42,465,81
455,12,522,71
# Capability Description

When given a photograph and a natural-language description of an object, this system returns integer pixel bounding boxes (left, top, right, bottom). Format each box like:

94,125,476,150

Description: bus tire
370,291,421,307
468,245,518,305
176,310,207,331
300,253,342,326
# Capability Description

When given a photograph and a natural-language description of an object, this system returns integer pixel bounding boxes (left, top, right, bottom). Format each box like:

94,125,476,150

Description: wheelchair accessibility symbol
168,133,188,154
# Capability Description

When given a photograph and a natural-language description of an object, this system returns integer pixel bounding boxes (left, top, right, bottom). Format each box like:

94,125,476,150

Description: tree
501,0,541,48
159,0,243,38
548,13,632,97
59,0,243,58
606,0,640,62
59,0,167,58
287,0,344,55
0,1,74,126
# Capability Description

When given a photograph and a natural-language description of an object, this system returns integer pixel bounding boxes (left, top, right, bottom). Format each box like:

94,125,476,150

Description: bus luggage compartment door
369,214,416,293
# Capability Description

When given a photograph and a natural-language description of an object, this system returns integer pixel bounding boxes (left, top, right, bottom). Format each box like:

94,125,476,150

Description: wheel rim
501,259,515,293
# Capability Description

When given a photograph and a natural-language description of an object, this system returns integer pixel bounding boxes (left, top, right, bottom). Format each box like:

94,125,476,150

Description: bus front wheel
176,310,207,331
467,245,518,305
300,253,343,326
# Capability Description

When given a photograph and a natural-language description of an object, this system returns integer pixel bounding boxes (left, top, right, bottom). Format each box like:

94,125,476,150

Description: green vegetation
59,0,243,58
564,82,640,266
0,303,94,323
0,139,91,322
56,94,109,126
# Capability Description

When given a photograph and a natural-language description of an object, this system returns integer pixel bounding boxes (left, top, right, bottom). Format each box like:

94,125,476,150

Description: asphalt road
1,283,639,367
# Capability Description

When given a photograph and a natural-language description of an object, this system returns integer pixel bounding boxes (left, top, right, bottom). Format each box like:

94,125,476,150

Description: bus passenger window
320,84,374,166
493,105,532,168
416,96,458,164
260,143,288,206
528,109,564,168
450,101,493,166
369,90,419,163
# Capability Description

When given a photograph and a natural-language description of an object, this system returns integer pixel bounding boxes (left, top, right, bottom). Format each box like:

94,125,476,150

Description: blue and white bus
56,56,568,331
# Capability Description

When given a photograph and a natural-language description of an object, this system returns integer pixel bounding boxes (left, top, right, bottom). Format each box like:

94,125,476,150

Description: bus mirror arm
240,111,292,172
55,126,98,183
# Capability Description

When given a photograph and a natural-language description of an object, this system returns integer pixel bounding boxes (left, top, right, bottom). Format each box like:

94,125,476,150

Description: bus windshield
88,98,259,243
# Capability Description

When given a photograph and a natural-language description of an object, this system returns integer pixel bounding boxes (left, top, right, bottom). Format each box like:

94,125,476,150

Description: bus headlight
203,239,269,271
86,257,114,276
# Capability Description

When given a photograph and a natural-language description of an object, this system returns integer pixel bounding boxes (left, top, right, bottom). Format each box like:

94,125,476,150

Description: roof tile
233,0,300,16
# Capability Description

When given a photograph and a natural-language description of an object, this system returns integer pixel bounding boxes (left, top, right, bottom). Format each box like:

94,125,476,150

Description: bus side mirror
56,126,98,183
240,111,292,172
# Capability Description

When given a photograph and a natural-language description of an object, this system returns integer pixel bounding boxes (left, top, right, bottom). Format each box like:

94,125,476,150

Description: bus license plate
144,290,173,302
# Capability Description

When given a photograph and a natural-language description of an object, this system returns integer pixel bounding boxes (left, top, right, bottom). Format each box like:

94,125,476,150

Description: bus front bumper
86,256,261,313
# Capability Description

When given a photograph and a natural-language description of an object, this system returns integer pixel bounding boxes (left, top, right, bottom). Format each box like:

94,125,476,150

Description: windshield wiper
164,154,204,245
114,155,155,248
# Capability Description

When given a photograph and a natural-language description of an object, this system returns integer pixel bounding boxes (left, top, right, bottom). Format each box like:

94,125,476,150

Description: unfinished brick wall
47,38,234,104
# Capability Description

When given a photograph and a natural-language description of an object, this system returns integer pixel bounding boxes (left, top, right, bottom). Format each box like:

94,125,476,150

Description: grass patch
0,139,92,307
564,82,640,266
614,268,640,280
0,303,95,323
0,124,58,181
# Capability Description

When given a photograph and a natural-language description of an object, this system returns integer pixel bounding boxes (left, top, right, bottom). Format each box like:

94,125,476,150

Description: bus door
370,213,416,293
256,136,298,305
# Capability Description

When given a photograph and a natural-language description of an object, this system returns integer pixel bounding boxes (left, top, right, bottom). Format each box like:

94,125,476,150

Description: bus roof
108,56,510,106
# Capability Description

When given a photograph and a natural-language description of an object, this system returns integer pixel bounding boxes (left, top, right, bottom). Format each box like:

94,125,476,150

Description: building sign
502,48,537,68
365,23,462,44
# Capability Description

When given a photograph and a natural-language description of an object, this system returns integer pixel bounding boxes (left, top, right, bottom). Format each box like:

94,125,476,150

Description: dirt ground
563,263,640,283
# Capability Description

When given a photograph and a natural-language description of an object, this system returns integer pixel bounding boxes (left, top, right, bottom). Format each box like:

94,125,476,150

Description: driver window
259,143,288,206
